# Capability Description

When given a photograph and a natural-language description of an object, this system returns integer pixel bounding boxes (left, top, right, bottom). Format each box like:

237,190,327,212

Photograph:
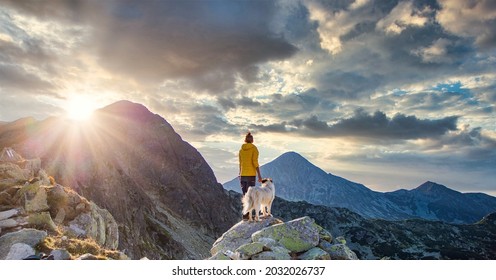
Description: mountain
0,100,239,259
223,152,496,224
385,181,496,223
226,191,496,260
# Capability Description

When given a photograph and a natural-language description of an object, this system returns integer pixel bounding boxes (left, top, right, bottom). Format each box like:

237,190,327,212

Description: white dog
242,178,275,222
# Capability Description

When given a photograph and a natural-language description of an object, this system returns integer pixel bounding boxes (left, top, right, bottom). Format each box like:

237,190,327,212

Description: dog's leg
267,200,273,217
254,204,260,221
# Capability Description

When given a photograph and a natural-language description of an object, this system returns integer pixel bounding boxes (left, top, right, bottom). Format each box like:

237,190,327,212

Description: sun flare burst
65,96,98,121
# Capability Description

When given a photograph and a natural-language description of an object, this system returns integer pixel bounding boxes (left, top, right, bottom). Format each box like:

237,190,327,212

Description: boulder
0,163,28,182
0,218,20,229
208,251,231,260
51,249,72,260
325,244,358,260
0,228,47,259
54,208,66,224
234,242,265,260
211,216,282,256
5,243,35,260
298,247,330,260
0,191,11,205
252,246,291,260
319,228,333,243
252,216,320,253
335,236,347,245
65,202,119,250
27,211,58,232
77,253,99,260
0,208,20,220
23,185,50,213
47,184,69,212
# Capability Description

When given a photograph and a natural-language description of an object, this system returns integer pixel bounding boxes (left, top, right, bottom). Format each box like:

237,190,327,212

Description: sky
0,0,495,195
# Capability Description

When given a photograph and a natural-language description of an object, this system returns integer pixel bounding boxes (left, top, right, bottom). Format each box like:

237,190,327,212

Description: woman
239,132,263,196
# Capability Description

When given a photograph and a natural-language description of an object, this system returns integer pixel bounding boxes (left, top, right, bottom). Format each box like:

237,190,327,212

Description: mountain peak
277,151,305,161
414,181,459,195
98,100,157,122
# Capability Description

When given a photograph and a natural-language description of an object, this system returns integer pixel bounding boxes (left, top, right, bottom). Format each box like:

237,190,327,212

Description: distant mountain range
225,190,496,260
224,152,496,224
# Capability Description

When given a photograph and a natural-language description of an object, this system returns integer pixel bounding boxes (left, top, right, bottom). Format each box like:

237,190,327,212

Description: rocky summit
208,216,358,260
0,100,239,259
0,151,121,260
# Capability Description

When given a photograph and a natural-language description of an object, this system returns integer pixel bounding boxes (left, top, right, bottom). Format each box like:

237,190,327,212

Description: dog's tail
242,188,255,214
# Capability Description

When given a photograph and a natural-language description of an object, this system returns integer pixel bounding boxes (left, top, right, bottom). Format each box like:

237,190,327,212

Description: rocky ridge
208,216,358,260
0,151,121,260
0,101,239,259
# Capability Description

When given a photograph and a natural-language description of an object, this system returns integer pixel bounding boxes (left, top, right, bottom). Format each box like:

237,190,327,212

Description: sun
65,96,97,121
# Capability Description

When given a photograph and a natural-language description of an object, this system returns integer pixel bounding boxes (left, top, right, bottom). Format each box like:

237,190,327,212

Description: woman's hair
245,132,254,143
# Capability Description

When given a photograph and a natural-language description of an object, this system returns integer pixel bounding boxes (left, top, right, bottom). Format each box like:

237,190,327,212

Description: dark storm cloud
252,109,459,140
2,0,297,89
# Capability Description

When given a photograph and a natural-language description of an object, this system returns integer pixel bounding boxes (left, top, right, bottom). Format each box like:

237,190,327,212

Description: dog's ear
261,178,268,183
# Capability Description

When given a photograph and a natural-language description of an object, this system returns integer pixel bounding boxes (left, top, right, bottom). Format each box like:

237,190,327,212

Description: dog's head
261,178,273,186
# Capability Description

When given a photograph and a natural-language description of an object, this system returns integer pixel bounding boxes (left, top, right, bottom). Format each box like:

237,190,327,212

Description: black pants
240,176,256,195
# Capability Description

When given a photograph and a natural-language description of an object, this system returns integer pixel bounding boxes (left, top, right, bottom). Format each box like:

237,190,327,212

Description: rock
0,228,47,259
54,208,66,224
234,242,265,260
76,203,86,212
24,185,50,213
77,253,99,260
325,244,358,260
252,245,291,260
252,216,320,253
91,203,119,250
0,163,28,182
0,191,11,205
65,202,119,250
211,216,283,256
5,243,35,260
335,236,347,245
0,218,19,229
299,247,330,260
27,212,58,232
51,249,72,260
256,237,278,248
47,184,69,211
208,251,231,260
319,228,333,243
0,208,20,220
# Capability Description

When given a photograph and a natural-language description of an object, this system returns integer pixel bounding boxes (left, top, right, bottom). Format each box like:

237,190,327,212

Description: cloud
436,0,496,49
376,1,432,35
252,109,459,140
1,0,298,92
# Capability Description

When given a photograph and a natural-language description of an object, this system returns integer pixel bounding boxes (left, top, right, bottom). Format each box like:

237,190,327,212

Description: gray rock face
211,217,283,256
252,216,320,253
209,216,358,260
5,243,35,260
24,186,49,213
299,247,330,260
0,228,47,259
325,244,358,260
0,154,121,260
51,249,71,260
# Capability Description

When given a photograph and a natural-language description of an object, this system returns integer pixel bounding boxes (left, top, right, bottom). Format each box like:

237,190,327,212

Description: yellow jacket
239,143,260,176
